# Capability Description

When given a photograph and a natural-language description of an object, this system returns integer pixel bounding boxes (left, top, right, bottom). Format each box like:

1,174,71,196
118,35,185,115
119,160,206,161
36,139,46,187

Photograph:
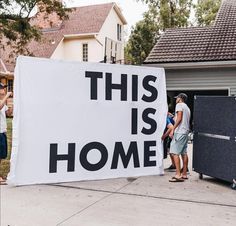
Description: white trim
113,4,127,25
95,35,103,46
167,87,230,91
0,72,12,77
228,87,231,96
64,33,98,39
145,61,236,69
0,59,9,73
50,37,64,58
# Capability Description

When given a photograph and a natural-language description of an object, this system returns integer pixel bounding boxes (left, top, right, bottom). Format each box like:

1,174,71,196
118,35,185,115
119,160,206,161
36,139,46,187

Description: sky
64,0,148,36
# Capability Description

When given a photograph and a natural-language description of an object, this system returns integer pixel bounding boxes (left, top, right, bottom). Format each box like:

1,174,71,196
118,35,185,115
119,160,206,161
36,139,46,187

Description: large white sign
8,56,167,186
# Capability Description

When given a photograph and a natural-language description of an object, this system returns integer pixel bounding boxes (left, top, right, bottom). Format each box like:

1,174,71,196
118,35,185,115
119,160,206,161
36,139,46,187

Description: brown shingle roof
0,2,115,72
63,3,114,34
144,0,236,64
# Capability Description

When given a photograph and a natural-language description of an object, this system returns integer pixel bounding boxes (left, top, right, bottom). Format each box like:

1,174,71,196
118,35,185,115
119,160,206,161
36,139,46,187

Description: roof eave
0,71,14,77
63,33,98,40
113,3,127,25
143,60,236,69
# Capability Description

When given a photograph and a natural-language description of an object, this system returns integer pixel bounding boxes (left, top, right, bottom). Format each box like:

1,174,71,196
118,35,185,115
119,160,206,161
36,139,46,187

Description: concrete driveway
1,145,235,226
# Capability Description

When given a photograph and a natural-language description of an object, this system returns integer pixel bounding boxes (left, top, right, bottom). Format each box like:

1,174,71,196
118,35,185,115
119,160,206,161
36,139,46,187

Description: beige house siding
64,39,100,62
98,7,125,61
50,6,125,63
52,38,103,62
51,39,64,60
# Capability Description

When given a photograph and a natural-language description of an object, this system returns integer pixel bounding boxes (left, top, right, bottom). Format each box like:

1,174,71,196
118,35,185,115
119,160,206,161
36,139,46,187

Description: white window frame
82,43,88,62
7,79,14,92
117,24,122,41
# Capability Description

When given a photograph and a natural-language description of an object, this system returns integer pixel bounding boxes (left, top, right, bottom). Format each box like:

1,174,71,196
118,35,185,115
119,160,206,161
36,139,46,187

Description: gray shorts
170,133,188,155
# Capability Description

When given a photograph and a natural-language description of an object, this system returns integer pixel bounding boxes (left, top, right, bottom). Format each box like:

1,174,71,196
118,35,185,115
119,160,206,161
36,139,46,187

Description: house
144,0,236,113
0,2,127,108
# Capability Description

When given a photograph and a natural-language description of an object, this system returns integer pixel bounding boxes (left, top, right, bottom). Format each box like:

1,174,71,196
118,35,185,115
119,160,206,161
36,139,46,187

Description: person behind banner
162,114,174,160
169,93,190,182
162,97,176,168
0,83,12,185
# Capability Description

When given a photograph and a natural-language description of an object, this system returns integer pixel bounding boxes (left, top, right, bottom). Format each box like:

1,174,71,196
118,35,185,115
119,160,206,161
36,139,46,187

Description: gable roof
62,3,115,35
144,0,236,64
0,2,126,73
30,3,117,58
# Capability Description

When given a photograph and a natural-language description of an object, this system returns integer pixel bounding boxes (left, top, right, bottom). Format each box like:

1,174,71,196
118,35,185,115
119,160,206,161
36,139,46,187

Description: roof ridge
68,2,114,10
145,0,236,64
214,0,236,27
165,26,211,32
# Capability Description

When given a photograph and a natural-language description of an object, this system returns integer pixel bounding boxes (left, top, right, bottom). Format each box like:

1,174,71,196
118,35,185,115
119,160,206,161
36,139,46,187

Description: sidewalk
1,145,236,226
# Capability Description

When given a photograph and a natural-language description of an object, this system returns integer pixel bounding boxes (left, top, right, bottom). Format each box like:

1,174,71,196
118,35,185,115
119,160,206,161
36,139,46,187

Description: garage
167,89,229,128
143,0,236,114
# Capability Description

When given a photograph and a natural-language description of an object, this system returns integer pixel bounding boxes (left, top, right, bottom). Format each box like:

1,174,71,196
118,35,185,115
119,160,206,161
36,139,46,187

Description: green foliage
194,0,222,26
0,0,70,55
126,0,192,65
127,0,222,65
138,0,193,29
159,0,192,29
125,5,159,65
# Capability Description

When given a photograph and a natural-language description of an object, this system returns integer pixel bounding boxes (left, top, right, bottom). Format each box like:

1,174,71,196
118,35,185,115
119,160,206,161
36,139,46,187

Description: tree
139,0,193,30
125,5,159,65
0,0,70,55
194,0,222,26
126,0,193,65
126,0,222,65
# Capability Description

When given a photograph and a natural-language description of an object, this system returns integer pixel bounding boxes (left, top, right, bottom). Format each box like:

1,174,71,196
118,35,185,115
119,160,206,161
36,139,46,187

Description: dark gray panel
193,96,236,183
193,135,236,183
194,96,236,137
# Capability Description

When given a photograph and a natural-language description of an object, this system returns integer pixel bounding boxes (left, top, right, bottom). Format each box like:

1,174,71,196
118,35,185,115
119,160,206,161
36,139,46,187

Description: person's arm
168,112,174,118
169,111,183,138
6,107,13,117
0,92,12,110
162,123,174,140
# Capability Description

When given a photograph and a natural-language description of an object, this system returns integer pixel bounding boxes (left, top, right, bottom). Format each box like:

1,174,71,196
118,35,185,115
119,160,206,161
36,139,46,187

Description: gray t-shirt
175,102,190,134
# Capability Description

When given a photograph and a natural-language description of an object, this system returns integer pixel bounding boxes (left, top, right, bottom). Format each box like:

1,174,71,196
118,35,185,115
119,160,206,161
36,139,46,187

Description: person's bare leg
173,154,181,178
0,159,4,182
170,153,175,167
181,154,188,178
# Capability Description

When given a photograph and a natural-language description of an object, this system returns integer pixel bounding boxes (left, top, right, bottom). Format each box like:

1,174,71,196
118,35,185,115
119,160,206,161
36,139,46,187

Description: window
82,43,88,61
117,24,122,41
8,79,13,92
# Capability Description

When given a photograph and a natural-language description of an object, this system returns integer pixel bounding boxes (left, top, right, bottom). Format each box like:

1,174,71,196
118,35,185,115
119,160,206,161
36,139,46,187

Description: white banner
8,56,167,186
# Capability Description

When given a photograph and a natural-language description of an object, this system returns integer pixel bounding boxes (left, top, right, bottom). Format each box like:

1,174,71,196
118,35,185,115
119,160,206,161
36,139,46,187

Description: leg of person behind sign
168,93,190,182
165,97,176,171
0,83,12,185
165,112,176,171
162,114,175,166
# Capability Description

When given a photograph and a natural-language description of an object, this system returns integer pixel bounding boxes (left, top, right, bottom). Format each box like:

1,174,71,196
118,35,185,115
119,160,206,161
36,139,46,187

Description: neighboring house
0,60,14,109
144,0,236,113
0,2,127,109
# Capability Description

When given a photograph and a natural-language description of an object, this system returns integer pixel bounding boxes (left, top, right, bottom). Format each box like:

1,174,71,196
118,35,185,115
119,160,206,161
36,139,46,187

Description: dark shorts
163,137,172,159
0,133,8,159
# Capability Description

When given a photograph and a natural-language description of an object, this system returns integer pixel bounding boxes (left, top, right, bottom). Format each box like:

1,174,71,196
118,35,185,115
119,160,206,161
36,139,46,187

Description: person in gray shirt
169,93,190,182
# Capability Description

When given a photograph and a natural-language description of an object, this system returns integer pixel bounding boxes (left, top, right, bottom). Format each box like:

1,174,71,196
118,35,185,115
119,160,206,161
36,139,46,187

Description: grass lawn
0,118,12,179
